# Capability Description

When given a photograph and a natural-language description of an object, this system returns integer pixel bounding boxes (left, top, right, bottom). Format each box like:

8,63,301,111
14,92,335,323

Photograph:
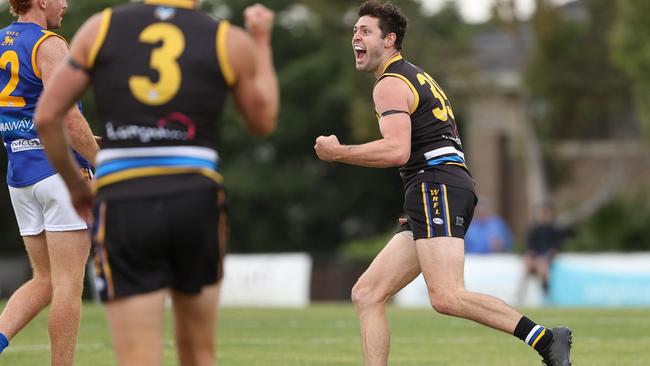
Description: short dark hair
8,0,32,16
358,0,408,51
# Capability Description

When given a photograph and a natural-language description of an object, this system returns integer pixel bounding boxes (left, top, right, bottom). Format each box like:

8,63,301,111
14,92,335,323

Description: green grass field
1,302,649,365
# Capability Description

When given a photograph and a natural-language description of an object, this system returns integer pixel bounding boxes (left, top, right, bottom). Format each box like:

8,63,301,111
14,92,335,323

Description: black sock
513,316,554,353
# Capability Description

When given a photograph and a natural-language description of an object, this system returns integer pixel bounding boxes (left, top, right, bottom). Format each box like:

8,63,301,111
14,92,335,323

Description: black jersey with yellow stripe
90,0,233,151
377,55,474,191
87,0,234,198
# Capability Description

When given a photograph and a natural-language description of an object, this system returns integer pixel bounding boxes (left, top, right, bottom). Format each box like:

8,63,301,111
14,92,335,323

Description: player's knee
51,278,84,297
428,293,461,316
176,339,205,351
176,339,214,363
350,282,367,307
351,282,384,309
29,276,53,298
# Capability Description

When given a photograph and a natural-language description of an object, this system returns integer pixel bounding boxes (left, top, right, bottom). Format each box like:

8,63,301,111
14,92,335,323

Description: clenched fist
244,4,274,42
314,135,341,162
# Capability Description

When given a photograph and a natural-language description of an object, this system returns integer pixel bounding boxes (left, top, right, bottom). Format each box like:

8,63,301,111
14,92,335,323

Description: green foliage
565,190,650,252
610,0,650,141
525,0,633,140
338,230,393,263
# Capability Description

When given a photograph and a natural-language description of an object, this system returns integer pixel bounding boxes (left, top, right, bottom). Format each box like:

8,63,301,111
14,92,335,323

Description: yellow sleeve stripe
31,31,68,80
87,8,113,69
216,21,236,87
381,73,419,115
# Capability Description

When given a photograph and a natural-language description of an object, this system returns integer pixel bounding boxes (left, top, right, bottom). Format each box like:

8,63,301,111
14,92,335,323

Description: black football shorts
399,182,476,240
92,185,227,302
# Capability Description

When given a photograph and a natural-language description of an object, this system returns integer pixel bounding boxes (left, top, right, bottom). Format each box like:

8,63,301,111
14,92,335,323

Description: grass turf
1,302,649,365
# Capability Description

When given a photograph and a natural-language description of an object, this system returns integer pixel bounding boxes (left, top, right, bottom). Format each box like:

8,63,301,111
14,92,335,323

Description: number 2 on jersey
129,23,185,106
417,72,455,122
0,50,26,108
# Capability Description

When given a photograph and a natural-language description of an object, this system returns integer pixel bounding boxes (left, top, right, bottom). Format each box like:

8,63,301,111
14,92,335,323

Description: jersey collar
12,21,45,30
378,53,403,76
143,0,197,9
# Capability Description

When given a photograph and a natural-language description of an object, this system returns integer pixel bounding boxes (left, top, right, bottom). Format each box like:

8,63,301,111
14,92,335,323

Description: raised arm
227,4,279,137
36,35,99,166
314,76,413,167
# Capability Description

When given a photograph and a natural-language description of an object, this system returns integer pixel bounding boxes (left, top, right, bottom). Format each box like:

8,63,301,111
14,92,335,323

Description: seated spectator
464,199,513,254
520,202,565,297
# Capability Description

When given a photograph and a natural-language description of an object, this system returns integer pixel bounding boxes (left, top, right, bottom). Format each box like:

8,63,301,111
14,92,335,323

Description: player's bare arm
34,14,101,221
229,4,279,137
36,34,98,166
229,4,279,135
314,76,412,167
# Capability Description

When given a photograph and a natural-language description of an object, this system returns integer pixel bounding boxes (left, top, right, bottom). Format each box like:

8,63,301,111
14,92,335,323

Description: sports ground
1,302,648,365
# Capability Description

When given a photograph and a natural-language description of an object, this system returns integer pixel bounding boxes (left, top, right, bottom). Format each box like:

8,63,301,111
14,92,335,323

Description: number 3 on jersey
0,50,26,108
417,72,455,122
129,23,185,106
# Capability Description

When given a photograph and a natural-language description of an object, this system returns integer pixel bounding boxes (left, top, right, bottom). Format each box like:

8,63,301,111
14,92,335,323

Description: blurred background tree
565,190,650,252
526,0,633,141
610,0,650,142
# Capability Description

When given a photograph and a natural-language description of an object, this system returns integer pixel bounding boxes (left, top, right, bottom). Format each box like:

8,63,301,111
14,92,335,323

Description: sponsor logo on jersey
10,138,43,152
157,112,195,140
0,118,35,133
105,113,196,143
2,35,15,46
155,7,176,21
433,217,444,225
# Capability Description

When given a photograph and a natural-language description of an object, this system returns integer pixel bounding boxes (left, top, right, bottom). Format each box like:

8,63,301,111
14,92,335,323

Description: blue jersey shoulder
0,22,89,187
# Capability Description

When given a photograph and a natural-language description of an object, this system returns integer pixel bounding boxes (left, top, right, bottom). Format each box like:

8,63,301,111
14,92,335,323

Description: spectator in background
464,199,513,254
520,203,565,297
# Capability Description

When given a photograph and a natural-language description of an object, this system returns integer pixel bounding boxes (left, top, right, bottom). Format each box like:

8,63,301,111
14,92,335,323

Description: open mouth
354,45,366,62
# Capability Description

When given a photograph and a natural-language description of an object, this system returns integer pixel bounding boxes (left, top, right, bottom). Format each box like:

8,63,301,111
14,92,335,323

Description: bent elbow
393,150,410,167
247,119,276,137
33,112,53,133
246,111,278,137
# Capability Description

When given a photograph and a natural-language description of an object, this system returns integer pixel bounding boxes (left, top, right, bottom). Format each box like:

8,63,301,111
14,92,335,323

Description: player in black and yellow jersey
315,1,571,365
35,0,278,364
